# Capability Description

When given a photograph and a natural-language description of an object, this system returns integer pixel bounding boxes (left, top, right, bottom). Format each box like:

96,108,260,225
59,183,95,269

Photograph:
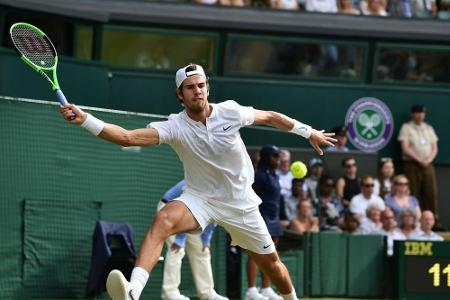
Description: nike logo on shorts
263,244,272,249
223,125,232,131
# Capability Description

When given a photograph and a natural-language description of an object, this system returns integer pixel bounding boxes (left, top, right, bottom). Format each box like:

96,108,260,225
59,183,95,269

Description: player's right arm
60,103,159,147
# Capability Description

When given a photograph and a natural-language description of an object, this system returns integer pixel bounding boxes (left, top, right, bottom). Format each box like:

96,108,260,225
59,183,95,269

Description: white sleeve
220,100,254,127
147,118,176,145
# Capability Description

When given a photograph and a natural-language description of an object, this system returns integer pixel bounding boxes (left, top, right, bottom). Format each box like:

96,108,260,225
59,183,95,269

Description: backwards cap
175,64,207,88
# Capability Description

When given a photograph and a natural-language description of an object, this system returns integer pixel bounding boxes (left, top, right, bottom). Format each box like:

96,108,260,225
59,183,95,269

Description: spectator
398,104,439,220
341,212,360,234
387,0,413,17
336,157,361,208
217,0,246,6
410,0,437,16
338,0,361,14
159,181,228,300
318,176,344,231
247,145,283,300
325,126,349,152
270,0,299,9
349,175,386,220
304,158,324,207
305,0,338,12
385,175,421,220
373,157,395,200
375,208,402,256
362,0,388,15
394,209,420,239
412,210,444,241
277,149,294,200
357,203,383,234
290,200,319,234
283,178,308,223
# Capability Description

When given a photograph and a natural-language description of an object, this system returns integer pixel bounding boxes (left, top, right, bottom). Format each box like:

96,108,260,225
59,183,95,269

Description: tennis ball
290,161,307,179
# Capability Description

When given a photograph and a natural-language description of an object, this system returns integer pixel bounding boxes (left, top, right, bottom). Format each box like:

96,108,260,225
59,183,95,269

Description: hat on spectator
309,158,323,167
411,104,426,113
175,64,207,88
332,125,347,136
260,144,281,158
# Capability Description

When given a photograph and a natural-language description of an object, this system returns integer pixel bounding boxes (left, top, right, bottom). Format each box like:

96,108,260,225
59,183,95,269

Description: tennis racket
9,22,71,108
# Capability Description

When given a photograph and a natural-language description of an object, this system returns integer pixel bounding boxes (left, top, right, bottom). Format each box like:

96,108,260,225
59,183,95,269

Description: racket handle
56,89,76,118
56,89,68,105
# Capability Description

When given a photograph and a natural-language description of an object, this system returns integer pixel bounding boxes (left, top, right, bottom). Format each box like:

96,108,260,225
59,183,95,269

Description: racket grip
56,89,69,105
56,89,76,118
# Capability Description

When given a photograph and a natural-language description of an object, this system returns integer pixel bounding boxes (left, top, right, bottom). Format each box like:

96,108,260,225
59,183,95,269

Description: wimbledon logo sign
345,97,394,152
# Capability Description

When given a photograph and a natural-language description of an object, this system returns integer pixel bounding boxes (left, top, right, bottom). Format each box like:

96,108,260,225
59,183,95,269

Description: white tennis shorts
175,192,276,254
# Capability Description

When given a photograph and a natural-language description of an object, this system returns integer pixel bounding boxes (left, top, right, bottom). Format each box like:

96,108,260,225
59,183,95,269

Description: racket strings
11,26,56,68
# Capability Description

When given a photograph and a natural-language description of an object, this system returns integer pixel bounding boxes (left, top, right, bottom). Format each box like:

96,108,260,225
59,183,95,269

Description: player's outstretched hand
309,129,337,156
59,104,87,125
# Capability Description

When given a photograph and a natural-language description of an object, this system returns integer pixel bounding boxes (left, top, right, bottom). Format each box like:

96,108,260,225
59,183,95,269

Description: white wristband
81,113,105,136
289,120,312,139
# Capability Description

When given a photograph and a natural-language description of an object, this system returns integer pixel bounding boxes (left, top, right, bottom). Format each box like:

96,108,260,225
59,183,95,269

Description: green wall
1,47,448,164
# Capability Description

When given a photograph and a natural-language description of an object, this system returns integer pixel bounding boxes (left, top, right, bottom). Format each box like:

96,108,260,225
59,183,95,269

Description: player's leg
216,207,298,300
107,200,200,300
159,200,189,300
248,251,293,295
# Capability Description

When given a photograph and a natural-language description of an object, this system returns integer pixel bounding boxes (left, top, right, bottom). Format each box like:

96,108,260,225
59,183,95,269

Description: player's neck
186,104,212,125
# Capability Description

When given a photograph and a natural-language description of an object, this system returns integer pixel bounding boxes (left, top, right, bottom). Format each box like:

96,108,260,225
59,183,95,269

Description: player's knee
153,210,176,236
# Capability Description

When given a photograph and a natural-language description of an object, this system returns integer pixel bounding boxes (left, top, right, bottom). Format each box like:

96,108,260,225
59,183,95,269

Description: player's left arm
253,109,336,155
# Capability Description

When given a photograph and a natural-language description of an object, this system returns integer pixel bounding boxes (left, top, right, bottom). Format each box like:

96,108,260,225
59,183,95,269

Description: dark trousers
403,160,438,218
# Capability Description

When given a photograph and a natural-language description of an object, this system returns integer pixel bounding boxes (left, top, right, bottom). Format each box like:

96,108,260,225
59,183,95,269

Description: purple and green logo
345,97,394,152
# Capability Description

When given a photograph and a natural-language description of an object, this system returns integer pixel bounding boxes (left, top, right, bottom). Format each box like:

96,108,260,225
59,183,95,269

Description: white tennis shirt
148,100,261,209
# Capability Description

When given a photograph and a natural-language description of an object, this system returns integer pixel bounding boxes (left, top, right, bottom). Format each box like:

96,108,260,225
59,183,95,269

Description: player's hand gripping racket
9,22,74,115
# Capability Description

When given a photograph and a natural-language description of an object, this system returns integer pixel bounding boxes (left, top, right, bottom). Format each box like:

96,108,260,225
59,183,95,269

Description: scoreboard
395,240,450,299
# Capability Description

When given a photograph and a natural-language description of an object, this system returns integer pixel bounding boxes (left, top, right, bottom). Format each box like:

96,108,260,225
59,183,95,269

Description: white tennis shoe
260,287,283,300
106,269,136,300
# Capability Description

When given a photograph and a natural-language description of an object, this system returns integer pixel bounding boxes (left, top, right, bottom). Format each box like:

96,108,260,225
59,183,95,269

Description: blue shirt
162,180,216,247
253,168,281,219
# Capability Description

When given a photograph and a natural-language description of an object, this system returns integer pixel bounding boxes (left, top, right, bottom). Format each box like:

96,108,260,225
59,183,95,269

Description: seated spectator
341,211,360,234
336,157,361,208
283,178,308,223
375,208,402,256
270,0,299,9
325,126,349,152
410,0,437,17
318,175,344,231
304,158,324,206
394,209,420,239
290,199,319,234
412,210,444,241
373,157,394,200
361,0,388,16
338,0,361,15
387,0,412,17
217,0,246,6
385,175,421,220
357,203,383,234
305,0,338,13
349,175,386,220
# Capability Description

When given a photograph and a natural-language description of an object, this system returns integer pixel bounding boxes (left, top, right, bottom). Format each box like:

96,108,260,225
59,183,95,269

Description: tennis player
60,64,336,300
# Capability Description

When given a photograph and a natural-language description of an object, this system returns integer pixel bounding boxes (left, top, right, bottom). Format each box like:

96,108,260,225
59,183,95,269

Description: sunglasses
363,183,374,188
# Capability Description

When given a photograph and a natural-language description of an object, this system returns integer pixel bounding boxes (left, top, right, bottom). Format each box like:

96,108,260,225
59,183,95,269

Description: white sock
260,287,273,293
248,287,258,293
130,267,149,299
281,290,298,300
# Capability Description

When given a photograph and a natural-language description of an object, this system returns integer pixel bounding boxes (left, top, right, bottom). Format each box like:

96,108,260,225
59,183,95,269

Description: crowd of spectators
192,0,450,19
250,103,443,258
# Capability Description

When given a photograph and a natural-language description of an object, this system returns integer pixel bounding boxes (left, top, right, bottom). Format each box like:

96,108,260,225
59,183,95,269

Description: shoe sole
106,270,128,300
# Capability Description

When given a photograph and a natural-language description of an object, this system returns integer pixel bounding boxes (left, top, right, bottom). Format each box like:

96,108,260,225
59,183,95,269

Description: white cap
175,64,207,88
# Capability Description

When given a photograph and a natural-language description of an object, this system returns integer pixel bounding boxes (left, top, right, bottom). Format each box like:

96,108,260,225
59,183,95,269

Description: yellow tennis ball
290,161,307,179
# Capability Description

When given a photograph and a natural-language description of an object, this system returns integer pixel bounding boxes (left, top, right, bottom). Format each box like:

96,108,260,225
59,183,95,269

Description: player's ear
207,82,210,96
